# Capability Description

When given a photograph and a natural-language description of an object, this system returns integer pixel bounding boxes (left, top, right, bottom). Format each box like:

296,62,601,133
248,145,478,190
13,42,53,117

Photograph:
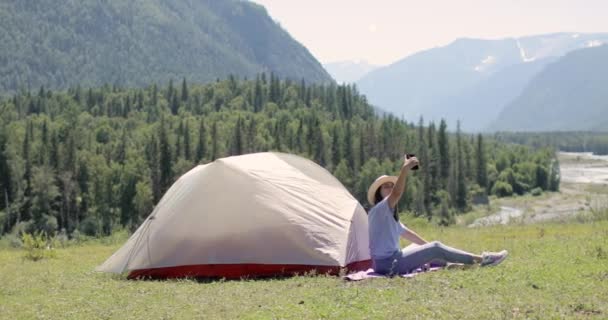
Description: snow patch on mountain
516,39,536,62
474,55,497,72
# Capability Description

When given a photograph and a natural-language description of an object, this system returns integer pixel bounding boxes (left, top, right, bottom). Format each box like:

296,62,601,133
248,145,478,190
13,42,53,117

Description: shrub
39,214,58,235
70,229,87,244
22,232,57,261
591,206,608,222
492,181,513,197
12,220,35,235
0,233,23,248
79,217,100,236
435,191,455,226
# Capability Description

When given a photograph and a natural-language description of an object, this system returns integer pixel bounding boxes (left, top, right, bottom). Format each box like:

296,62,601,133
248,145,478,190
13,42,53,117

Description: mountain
356,33,608,131
429,57,557,132
357,38,522,124
323,60,378,84
0,0,332,92
491,44,608,132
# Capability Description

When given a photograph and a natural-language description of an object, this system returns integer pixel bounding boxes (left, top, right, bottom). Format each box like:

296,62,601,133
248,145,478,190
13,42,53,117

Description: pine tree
455,121,468,211
123,95,131,117
333,159,353,191
166,79,174,102
427,122,440,204
119,174,137,227
379,121,391,160
253,77,263,113
145,136,161,202
306,117,315,157
340,85,350,119
417,117,431,214
195,118,207,163
39,120,49,165
151,84,158,107
366,122,377,162
21,123,32,221
312,116,326,166
101,175,113,235
116,129,127,165
137,91,144,111
233,117,244,155
86,88,95,111
463,136,473,180
305,86,312,107
49,131,60,170
58,171,76,232
269,73,280,103
331,124,342,168
475,134,488,191
447,156,457,207
31,166,59,229
261,72,267,85
345,122,355,170
295,119,304,154
181,78,189,102
0,128,12,213
183,121,191,161
170,92,179,115
228,74,238,95
211,121,219,161
298,79,306,101
77,159,90,219
273,120,282,151
247,117,257,153
438,119,450,187
158,117,172,194
133,181,153,227
358,129,367,172
175,121,182,161
437,191,454,226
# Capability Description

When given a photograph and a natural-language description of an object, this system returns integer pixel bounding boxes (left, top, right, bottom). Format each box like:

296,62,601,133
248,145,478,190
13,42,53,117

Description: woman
367,154,508,275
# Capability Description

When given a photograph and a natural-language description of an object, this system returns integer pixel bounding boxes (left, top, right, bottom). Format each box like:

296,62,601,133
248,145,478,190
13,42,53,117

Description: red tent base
127,259,372,280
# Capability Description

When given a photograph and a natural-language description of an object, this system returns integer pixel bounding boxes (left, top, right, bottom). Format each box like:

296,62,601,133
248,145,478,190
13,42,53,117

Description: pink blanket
344,266,443,281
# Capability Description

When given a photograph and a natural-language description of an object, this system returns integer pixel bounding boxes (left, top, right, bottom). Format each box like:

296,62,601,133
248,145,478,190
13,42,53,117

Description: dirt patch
560,152,608,185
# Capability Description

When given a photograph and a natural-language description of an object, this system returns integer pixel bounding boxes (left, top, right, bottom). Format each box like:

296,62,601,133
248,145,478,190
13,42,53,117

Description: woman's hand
403,154,419,170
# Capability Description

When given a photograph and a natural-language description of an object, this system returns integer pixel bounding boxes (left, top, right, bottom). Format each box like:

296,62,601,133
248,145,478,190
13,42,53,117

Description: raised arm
387,154,419,209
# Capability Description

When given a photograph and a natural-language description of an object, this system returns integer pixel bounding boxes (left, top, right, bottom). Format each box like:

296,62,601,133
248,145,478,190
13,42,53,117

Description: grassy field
1,222,607,319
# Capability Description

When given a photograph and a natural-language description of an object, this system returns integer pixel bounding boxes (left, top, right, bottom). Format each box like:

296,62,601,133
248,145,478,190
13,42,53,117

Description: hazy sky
251,0,608,65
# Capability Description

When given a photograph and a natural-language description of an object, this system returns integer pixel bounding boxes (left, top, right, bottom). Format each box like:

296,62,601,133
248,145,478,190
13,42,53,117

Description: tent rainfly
96,152,371,279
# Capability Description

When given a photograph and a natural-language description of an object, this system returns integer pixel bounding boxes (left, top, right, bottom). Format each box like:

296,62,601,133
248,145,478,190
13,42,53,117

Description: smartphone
406,153,419,170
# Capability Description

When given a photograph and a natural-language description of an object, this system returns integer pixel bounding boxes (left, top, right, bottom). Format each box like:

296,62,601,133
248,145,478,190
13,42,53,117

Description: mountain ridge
356,32,608,131
0,0,333,92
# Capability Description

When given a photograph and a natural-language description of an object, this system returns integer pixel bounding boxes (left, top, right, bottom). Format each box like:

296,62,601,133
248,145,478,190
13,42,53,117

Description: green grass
2,222,608,319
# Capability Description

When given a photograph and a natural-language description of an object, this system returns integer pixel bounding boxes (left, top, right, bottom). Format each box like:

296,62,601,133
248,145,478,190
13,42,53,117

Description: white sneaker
481,250,508,267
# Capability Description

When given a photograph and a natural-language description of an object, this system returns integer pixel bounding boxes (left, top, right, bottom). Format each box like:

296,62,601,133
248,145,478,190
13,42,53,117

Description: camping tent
96,152,371,279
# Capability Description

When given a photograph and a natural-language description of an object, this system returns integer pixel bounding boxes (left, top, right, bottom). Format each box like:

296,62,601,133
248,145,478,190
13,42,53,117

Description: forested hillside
0,0,332,92
0,75,559,236
494,132,608,155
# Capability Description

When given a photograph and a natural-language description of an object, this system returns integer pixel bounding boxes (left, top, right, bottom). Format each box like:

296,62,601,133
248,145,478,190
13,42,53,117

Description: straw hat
367,175,398,206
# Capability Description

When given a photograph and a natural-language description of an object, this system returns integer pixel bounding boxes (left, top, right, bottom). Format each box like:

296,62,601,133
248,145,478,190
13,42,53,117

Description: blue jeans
372,241,476,275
